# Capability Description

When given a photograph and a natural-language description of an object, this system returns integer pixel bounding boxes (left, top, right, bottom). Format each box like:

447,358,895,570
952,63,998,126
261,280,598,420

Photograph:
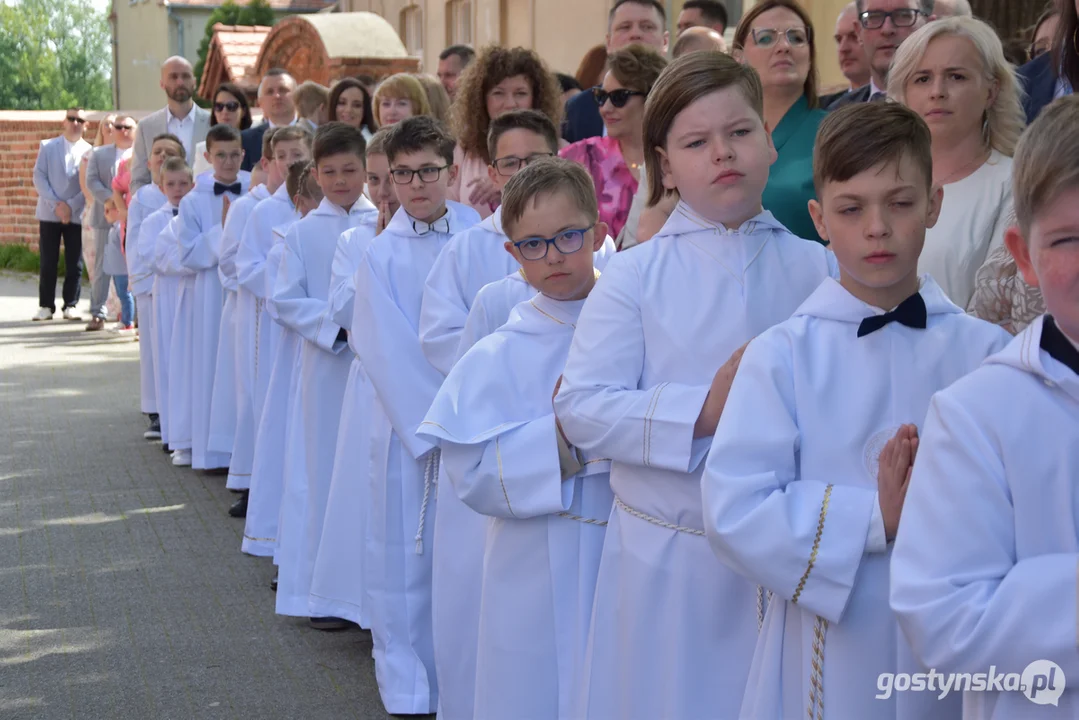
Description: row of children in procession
123,50,1078,719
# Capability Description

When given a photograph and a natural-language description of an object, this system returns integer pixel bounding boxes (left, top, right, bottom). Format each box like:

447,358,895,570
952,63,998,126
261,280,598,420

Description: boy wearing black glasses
350,115,479,714
418,157,612,720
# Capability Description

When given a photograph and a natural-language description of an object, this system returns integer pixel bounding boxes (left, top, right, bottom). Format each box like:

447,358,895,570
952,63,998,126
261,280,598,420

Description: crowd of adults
31,0,1072,334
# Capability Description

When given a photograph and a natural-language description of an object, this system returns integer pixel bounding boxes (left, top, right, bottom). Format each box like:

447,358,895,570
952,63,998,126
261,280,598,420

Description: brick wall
0,111,149,250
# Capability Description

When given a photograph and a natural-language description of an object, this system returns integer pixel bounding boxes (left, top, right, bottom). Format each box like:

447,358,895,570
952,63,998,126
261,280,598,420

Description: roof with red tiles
197,23,272,98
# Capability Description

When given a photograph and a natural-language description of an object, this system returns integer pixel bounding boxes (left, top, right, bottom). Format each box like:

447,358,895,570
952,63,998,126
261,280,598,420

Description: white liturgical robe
702,276,1011,720
273,196,376,617
178,172,249,469
308,222,379,627
554,202,839,720
890,314,1079,719
420,291,613,720
127,186,168,414
353,201,480,715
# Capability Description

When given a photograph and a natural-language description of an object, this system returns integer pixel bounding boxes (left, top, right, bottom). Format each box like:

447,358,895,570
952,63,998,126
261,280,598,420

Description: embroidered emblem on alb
863,426,903,481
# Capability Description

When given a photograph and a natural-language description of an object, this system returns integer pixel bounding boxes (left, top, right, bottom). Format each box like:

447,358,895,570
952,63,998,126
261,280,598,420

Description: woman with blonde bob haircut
888,16,1025,309
372,73,431,128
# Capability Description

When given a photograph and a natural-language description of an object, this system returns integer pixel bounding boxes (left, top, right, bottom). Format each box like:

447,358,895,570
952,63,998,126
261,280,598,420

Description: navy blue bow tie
857,293,927,338
412,218,450,236
1041,316,1079,375
214,181,242,196
172,208,179,217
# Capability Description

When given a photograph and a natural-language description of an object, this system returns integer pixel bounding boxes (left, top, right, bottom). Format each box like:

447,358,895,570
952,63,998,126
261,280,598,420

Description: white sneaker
62,307,81,321
171,449,192,467
32,307,53,321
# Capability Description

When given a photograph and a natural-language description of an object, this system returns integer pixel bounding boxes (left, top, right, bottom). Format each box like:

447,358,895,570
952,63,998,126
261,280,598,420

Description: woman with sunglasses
733,0,826,242
1018,0,1078,122
193,83,252,175
560,45,667,241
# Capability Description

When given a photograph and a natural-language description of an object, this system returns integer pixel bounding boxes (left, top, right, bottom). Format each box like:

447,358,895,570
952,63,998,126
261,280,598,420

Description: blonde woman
414,74,452,124
889,16,1025,308
372,73,431,128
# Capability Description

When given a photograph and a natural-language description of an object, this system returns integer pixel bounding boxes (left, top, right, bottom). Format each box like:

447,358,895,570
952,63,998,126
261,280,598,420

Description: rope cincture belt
416,450,439,555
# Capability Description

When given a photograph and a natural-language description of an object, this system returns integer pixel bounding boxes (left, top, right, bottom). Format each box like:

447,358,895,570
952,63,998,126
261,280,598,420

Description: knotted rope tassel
415,450,439,555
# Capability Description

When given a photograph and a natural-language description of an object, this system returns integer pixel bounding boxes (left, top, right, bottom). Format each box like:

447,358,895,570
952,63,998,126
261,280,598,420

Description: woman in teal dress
734,0,828,243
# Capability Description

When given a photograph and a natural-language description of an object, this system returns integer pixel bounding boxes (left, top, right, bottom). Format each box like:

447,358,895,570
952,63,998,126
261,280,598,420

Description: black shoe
162,443,171,454
228,490,248,518
143,416,161,440
309,617,353,631
270,573,278,592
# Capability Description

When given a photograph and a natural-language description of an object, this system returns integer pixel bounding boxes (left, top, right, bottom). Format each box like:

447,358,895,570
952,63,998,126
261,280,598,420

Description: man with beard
131,56,211,194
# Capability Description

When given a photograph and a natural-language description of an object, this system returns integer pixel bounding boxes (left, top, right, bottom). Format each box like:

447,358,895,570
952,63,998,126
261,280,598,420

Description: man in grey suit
84,115,137,330
32,108,92,321
130,56,211,195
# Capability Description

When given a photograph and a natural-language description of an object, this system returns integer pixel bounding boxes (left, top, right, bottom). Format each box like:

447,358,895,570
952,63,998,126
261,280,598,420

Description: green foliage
0,0,112,110
0,244,85,279
193,0,275,98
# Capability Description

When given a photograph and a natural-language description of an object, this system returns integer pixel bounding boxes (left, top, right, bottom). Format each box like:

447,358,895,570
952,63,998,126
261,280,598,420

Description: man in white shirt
31,108,92,321
130,57,211,194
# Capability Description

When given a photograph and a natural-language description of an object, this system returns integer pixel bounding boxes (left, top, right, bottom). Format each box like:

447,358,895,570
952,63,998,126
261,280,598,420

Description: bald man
130,56,211,194
672,26,728,57
932,0,972,17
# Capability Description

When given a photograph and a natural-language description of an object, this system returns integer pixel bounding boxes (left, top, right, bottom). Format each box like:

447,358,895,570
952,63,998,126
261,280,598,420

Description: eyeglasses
492,152,554,176
214,101,241,112
390,165,450,184
513,226,591,261
592,87,647,108
65,116,86,124
113,123,135,131
859,9,922,29
751,27,810,48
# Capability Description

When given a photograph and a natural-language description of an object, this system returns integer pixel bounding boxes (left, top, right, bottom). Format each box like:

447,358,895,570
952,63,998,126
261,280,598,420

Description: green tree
192,0,275,98
0,0,112,110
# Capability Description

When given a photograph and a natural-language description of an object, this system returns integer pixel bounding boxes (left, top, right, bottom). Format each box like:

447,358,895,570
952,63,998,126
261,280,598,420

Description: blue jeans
112,274,134,326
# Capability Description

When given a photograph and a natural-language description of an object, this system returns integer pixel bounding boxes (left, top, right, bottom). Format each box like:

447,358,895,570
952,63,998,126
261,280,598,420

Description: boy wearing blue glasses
350,115,479,714
419,157,612,720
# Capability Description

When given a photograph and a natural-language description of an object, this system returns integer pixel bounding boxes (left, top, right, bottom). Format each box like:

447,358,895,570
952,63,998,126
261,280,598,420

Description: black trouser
38,220,84,312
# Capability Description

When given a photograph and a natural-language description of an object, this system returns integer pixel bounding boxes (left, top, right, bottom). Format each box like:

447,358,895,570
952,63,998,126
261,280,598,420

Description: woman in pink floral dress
559,45,667,241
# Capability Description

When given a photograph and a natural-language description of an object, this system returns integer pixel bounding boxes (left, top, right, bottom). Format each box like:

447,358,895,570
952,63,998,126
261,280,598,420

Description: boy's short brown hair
500,156,599,240
286,160,322,203
383,115,456,166
365,127,392,159
1012,95,1079,235
205,123,242,151
270,125,314,154
486,109,559,164
813,102,933,196
292,80,329,118
643,51,763,206
151,132,185,157
312,121,367,166
262,126,282,162
160,156,193,180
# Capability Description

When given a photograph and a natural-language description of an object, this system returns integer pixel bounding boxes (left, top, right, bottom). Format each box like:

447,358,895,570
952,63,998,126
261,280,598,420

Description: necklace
936,147,990,186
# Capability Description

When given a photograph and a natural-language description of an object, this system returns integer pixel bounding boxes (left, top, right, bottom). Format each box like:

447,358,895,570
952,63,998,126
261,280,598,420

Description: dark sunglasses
214,101,241,112
592,87,647,108
65,116,86,124
113,123,135,131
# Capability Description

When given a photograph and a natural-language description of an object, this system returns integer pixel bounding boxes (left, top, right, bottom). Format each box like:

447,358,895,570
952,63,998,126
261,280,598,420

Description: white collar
165,105,195,124
869,78,886,99
478,205,505,236
652,201,788,240
386,202,470,237
793,275,957,324
270,183,291,202
312,195,377,218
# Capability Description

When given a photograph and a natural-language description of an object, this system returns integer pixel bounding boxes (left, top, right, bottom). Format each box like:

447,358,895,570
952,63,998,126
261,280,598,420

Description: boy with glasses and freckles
351,115,479,714
831,0,934,108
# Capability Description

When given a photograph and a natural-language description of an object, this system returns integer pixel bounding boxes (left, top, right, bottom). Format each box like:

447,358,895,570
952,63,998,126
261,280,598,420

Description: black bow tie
214,181,242,196
1041,316,1079,376
172,208,179,217
857,293,927,338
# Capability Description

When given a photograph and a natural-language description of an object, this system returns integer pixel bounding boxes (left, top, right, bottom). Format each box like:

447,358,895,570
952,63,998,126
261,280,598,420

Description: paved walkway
0,273,392,720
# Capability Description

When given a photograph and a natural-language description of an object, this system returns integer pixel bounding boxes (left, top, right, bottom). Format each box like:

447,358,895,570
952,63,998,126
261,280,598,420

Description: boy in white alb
272,123,378,622
227,127,311,517
242,162,318,564
702,103,1012,720
308,129,398,627
151,159,198,464
890,95,1079,719
420,158,614,720
177,123,250,471
553,53,839,719
352,116,480,714
126,133,185,442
